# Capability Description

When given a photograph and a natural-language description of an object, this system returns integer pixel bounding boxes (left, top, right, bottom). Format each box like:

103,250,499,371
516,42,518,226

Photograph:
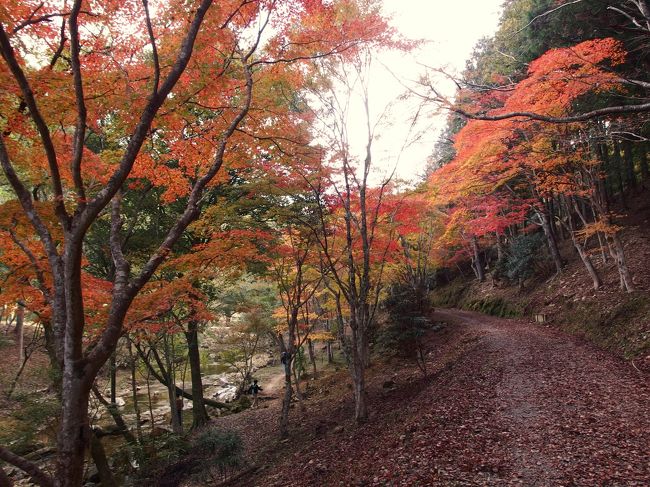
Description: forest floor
192,308,650,487
0,326,54,453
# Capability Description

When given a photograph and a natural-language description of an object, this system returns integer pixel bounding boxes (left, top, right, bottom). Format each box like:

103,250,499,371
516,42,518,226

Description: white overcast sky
352,0,505,183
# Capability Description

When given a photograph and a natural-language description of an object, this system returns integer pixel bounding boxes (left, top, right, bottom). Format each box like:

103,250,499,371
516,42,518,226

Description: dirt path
206,310,650,486
261,368,285,399
424,309,650,486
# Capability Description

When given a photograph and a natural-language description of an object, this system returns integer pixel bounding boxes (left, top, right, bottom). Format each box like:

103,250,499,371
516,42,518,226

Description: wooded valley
0,0,649,485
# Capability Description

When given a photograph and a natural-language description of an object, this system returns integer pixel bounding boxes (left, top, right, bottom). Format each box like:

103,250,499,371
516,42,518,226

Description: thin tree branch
0,137,60,263
0,25,69,225
0,446,54,487
7,227,52,302
49,18,67,69
442,100,650,123
68,0,88,206
508,0,585,37
142,0,160,95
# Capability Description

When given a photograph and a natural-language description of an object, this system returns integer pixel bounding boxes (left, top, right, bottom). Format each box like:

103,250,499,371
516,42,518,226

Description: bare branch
142,0,160,95
220,0,257,29
508,0,585,38
48,18,67,69
68,0,88,205
0,446,54,487
609,6,647,30
7,227,52,302
11,6,96,34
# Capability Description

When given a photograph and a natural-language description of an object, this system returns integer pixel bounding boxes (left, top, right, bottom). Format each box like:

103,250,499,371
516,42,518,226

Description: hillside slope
186,309,649,486
432,193,650,371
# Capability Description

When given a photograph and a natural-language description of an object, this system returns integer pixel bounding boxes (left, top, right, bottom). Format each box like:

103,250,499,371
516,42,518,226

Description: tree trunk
609,232,635,292
41,322,62,393
279,355,292,439
109,352,117,405
185,320,209,429
597,232,608,265
145,365,155,433
599,143,617,208
325,320,334,363
495,232,504,262
611,141,628,208
164,337,182,434
590,196,635,292
57,373,92,486
623,140,637,192
350,324,367,423
576,243,601,290
333,293,351,366
547,198,561,241
360,311,371,369
89,431,117,487
566,198,601,290
126,340,143,444
597,158,610,213
639,143,649,185
307,338,317,378
291,360,305,412
537,207,563,274
470,236,485,282
15,303,24,366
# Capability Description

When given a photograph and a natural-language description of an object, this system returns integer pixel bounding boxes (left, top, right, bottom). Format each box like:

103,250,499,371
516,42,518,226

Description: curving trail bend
220,309,650,486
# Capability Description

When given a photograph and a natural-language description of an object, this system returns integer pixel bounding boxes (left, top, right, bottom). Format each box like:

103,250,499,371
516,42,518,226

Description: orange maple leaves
429,38,629,263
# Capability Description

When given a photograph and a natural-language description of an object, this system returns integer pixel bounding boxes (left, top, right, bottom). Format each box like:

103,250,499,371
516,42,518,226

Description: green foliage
294,346,306,378
504,233,548,282
0,333,10,349
10,394,59,425
199,348,211,370
132,431,191,482
466,297,522,318
430,278,470,308
214,276,279,321
192,428,244,476
229,394,251,413
84,184,186,280
426,114,465,174
378,282,435,361
5,394,59,452
563,295,650,359
492,254,510,283
376,316,431,358
465,0,619,86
